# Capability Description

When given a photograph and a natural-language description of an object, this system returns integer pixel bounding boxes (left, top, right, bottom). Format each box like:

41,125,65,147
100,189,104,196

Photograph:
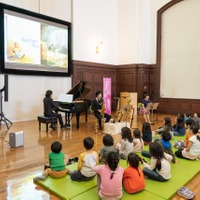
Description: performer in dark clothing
91,91,111,130
43,90,65,130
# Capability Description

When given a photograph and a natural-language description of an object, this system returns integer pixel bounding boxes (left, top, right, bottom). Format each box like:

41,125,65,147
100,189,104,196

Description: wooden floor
0,113,199,200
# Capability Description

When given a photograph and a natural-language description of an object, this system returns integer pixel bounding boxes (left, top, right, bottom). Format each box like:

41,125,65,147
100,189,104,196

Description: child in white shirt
142,142,172,182
133,129,144,153
175,125,200,160
117,127,133,159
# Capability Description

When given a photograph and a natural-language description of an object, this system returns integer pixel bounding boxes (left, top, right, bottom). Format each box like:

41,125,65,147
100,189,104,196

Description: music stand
150,103,159,123
146,103,153,111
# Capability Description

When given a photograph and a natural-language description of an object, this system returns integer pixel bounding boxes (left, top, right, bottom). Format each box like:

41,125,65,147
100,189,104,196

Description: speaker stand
0,91,12,129
0,112,12,129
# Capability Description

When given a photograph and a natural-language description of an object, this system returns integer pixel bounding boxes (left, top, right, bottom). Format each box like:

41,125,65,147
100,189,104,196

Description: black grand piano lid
67,80,90,100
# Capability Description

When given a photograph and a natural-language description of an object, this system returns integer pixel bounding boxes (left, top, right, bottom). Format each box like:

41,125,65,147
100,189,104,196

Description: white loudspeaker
9,131,24,148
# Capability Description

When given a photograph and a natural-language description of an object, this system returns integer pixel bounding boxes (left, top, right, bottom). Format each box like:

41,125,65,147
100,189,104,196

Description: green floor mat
38,175,97,200
37,163,96,200
71,187,165,200
144,173,192,200
35,135,200,200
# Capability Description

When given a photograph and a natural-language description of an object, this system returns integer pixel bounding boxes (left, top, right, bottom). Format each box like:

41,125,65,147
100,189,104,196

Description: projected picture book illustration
0,3,71,76
5,14,40,64
41,24,68,68
4,12,68,71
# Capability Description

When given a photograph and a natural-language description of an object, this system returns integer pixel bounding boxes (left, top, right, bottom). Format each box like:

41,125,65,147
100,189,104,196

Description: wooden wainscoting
117,64,157,102
116,64,138,95
72,61,157,109
72,61,117,110
157,98,200,115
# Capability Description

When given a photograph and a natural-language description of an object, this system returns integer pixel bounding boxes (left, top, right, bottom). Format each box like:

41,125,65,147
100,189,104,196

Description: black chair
37,116,57,132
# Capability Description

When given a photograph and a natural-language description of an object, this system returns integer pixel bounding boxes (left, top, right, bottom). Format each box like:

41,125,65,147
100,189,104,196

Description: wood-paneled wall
158,98,200,115
73,60,200,114
73,61,156,110
116,64,157,102
72,61,117,110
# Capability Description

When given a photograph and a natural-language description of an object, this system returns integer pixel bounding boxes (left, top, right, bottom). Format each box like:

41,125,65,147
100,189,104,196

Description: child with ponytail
123,153,145,194
93,151,124,200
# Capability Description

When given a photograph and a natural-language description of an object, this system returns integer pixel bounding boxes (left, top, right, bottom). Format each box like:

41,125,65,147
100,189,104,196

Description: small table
103,121,130,135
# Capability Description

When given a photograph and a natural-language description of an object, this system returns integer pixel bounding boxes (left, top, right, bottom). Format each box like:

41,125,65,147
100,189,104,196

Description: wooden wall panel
192,104,200,111
116,65,138,98
180,103,190,111
73,60,200,114
73,61,117,110
158,99,200,115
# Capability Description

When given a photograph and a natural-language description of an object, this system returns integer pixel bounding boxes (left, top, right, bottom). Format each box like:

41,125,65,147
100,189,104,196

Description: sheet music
56,94,73,103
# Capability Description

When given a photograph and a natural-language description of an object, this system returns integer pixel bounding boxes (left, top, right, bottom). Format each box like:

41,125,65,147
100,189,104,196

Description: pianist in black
43,90,65,129
91,91,111,130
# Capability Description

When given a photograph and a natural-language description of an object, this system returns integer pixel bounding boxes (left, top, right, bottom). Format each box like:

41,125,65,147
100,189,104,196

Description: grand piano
55,81,90,129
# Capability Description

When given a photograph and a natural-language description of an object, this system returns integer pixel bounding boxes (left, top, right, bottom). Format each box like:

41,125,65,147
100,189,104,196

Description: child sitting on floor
99,134,116,163
184,119,194,147
193,113,200,129
133,129,144,153
156,117,173,138
123,153,145,194
70,137,98,181
142,122,152,145
172,113,184,129
184,113,191,122
158,131,176,163
117,127,133,160
175,125,200,160
93,151,124,200
33,141,69,182
173,117,186,136
174,118,194,149
142,131,176,163
142,142,172,182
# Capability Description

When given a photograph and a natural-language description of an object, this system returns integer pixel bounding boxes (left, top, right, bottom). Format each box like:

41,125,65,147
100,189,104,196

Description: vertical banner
103,77,111,115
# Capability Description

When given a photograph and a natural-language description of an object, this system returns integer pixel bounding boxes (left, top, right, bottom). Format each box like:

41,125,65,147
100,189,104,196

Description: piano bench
37,116,57,132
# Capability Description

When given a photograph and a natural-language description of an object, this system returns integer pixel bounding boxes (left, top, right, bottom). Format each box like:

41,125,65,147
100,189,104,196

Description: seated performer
139,94,152,124
43,90,66,130
92,91,111,130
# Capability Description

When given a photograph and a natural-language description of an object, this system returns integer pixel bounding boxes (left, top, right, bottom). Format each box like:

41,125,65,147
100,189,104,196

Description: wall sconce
96,41,103,54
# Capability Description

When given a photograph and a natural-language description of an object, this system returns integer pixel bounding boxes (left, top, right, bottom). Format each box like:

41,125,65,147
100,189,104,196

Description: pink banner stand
103,77,111,115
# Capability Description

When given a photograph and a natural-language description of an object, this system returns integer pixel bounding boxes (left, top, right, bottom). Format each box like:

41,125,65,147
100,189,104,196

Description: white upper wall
73,0,118,64
0,0,39,12
147,0,171,64
117,0,138,64
160,0,200,99
117,0,171,64
73,0,171,65
40,0,71,22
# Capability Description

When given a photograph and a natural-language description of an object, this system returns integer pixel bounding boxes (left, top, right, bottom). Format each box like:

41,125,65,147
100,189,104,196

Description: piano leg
85,108,88,122
65,112,71,127
76,113,80,129
85,102,88,122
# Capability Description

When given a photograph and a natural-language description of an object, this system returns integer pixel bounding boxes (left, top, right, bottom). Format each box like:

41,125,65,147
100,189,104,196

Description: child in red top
123,153,145,194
